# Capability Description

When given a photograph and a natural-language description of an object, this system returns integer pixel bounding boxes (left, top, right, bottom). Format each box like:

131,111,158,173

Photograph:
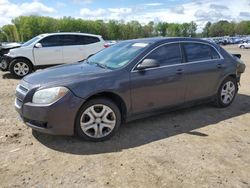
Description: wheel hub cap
13,62,29,76
80,104,116,138
95,118,102,124
221,81,235,104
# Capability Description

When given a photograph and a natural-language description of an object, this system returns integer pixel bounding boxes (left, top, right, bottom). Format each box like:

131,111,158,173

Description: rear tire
75,98,121,142
9,59,32,79
214,77,238,108
240,45,245,49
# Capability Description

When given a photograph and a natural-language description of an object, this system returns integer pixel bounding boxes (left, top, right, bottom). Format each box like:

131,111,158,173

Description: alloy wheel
13,62,29,76
220,81,236,104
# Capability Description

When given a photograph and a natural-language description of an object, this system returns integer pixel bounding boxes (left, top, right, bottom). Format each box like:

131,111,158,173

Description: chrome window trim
131,41,223,73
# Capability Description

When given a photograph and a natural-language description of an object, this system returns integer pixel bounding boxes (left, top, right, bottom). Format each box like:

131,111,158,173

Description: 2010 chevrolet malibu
15,38,246,141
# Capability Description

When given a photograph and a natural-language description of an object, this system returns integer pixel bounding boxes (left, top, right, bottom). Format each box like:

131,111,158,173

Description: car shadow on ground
33,93,250,155
2,72,19,79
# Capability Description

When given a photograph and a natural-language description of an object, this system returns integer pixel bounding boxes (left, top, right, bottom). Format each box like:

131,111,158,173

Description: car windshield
87,41,150,69
22,36,42,47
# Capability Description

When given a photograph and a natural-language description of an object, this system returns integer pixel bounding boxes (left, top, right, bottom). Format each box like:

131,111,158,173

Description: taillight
104,44,109,48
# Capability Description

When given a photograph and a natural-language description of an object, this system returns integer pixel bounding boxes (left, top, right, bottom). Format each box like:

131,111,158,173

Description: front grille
19,85,28,93
16,84,29,96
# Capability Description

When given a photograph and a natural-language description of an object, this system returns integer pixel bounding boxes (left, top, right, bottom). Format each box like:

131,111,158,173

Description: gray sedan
15,37,245,141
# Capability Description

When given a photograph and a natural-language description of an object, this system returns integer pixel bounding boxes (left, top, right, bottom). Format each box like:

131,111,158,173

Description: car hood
23,62,111,86
1,43,21,50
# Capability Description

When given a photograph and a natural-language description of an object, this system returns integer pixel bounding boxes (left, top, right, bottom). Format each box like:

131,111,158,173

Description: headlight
32,87,69,104
8,50,15,57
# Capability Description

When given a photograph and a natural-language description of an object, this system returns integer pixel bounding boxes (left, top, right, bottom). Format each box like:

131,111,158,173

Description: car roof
124,37,216,46
39,32,102,38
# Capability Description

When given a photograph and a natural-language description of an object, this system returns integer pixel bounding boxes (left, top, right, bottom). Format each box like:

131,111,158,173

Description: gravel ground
0,45,249,188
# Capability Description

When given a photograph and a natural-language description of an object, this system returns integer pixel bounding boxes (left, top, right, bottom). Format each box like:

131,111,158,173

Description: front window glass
145,43,182,66
87,41,149,69
39,36,60,47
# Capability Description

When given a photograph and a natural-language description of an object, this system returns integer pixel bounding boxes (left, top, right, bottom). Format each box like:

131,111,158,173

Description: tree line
0,16,249,42
202,20,250,37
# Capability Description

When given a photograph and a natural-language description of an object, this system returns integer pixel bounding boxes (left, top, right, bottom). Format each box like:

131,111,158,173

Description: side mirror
34,43,42,48
137,59,160,70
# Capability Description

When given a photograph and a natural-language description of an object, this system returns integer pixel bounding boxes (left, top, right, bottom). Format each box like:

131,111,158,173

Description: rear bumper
15,92,85,136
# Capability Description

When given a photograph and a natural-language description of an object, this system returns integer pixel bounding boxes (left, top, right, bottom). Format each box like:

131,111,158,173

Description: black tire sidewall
216,77,237,108
0,58,8,71
75,98,121,142
9,59,32,78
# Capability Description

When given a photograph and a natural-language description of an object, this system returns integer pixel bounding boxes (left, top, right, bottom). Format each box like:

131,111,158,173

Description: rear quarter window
77,36,100,45
183,43,220,62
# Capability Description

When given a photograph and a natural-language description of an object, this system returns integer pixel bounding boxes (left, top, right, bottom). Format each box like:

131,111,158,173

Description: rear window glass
60,35,77,46
183,43,220,62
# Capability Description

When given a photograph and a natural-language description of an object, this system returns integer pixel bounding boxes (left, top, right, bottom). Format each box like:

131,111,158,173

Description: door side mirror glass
136,59,160,70
35,43,42,48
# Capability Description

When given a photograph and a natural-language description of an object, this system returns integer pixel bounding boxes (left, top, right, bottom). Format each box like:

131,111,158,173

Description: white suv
1,32,105,78
239,42,250,49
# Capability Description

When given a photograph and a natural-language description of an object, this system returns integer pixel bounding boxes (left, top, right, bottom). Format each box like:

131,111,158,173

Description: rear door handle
176,69,184,75
217,63,224,69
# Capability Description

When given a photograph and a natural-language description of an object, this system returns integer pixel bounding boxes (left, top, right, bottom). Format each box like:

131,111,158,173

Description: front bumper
15,85,85,135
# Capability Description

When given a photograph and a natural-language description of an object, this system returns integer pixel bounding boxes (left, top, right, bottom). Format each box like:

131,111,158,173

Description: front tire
75,98,121,142
240,45,245,49
9,59,32,78
215,77,238,108
0,58,9,71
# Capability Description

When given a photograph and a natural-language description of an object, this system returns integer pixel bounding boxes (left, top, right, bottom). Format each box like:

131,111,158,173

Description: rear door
130,43,187,114
60,35,82,64
61,35,103,64
182,42,224,101
77,35,104,59
33,35,63,65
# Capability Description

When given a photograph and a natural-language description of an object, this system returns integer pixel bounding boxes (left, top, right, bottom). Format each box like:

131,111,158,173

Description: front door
130,43,187,114
33,35,63,65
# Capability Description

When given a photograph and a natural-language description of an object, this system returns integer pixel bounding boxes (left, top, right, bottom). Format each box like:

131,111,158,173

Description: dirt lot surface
0,45,249,188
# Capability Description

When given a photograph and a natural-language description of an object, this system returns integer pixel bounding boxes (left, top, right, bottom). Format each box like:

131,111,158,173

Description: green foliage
202,22,212,37
202,20,250,37
1,24,19,42
208,21,235,37
0,15,249,42
234,21,250,35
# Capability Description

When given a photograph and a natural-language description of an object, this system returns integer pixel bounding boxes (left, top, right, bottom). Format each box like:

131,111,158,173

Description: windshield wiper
91,61,109,69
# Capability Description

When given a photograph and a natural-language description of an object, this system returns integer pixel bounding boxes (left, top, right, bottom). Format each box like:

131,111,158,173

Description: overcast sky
0,0,250,31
